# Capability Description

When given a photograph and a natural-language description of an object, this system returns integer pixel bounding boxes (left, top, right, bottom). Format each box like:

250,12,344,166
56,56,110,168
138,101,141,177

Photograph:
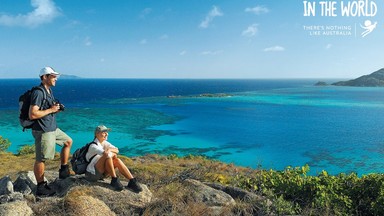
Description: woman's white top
85,138,117,175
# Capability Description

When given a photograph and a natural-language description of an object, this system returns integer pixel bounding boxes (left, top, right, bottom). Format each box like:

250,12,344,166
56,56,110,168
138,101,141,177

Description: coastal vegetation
1,136,384,215
0,136,10,152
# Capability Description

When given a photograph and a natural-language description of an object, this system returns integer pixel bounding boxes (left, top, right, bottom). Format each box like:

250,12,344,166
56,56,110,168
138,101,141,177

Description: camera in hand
55,100,65,111
59,103,65,111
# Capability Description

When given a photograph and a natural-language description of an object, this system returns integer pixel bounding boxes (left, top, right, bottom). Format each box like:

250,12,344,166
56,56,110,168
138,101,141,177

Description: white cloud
325,44,332,49
0,0,61,28
245,6,269,15
179,50,187,56
242,24,259,37
199,6,223,29
160,34,169,40
84,37,92,46
201,50,223,55
139,8,152,19
263,46,285,52
140,39,147,45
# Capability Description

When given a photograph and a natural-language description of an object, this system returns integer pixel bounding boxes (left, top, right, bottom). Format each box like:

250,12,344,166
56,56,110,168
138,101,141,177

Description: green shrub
0,136,11,152
167,154,178,160
233,165,384,215
18,144,35,155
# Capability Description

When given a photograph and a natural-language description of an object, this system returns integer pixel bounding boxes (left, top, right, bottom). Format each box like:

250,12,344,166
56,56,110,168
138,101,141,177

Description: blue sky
0,0,383,78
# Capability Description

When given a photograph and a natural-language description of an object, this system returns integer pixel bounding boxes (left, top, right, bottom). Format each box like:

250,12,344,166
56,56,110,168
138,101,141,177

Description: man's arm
29,104,60,120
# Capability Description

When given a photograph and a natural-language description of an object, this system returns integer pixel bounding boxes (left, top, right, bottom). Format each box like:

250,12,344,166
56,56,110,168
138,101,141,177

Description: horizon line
0,76,350,80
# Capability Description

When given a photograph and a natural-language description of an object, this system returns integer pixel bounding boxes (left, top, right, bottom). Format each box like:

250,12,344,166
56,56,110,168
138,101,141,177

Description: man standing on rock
29,67,73,196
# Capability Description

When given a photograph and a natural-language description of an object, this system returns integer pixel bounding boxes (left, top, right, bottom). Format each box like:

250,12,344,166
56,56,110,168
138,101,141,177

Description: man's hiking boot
36,181,56,197
59,165,70,179
126,178,143,193
110,177,124,191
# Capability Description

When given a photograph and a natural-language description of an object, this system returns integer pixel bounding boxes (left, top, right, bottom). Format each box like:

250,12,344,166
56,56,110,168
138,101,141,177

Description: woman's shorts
85,166,105,182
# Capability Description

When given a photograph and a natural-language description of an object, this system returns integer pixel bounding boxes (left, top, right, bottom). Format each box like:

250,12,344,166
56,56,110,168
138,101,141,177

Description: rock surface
0,176,13,196
0,171,153,215
0,200,34,216
65,195,116,216
0,171,262,215
184,179,235,207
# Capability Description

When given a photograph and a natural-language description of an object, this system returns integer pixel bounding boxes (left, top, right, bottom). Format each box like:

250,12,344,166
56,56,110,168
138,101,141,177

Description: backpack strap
86,141,98,163
32,86,47,110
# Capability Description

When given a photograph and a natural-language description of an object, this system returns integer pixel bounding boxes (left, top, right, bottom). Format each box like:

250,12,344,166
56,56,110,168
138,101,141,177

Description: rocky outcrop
184,179,236,206
65,195,116,216
0,176,13,196
205,182,269,202
0,171,264,215
0,201,34,216
0,171,153,215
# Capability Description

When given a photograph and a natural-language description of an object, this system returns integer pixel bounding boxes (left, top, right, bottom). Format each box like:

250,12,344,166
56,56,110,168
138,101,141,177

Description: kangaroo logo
360,20,377,37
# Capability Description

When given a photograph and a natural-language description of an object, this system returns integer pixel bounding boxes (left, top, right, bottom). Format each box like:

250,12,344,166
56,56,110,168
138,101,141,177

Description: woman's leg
105,157,117,178
113,157,134,180
95,154,117,178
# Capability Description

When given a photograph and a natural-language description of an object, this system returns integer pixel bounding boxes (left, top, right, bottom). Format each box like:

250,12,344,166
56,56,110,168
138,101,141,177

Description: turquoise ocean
1,78,384,175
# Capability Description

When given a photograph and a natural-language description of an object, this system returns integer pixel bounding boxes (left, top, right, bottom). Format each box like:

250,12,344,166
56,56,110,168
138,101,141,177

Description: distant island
60,74,81,79
313,68,384,87
314,81,328,86
332,68,384,87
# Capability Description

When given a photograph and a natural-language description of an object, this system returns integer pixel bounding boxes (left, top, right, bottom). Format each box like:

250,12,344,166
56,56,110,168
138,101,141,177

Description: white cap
39,67,60,77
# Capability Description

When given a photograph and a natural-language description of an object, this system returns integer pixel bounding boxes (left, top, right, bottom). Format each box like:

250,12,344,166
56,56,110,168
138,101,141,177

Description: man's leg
34,161,45,183
55,128,73,179
34,160,55,196
32,130,47,183
33,130,56,196
60,139,73,165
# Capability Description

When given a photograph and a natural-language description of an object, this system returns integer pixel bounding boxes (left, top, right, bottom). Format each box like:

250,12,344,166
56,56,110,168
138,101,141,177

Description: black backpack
18,86,46,131
70,142,97,175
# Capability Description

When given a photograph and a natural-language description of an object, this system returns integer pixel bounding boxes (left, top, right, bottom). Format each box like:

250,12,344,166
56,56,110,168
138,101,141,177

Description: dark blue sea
1,78,384,175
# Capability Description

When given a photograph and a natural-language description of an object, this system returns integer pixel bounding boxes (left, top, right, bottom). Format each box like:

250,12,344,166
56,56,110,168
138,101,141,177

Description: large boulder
205,182,266,202
0,192,24,204
0,176,13,196
183,179,235,207
13,172,36,195
63,182,152,215
0,170,153,215
65,195,116,216
0,201,33,216
13,171,48,195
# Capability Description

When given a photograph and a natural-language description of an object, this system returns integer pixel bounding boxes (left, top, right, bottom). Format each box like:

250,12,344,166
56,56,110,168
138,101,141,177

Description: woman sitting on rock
85,125,142,193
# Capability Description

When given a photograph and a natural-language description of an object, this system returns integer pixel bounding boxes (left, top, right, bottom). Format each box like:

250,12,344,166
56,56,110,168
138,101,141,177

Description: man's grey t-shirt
30,84,57,132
